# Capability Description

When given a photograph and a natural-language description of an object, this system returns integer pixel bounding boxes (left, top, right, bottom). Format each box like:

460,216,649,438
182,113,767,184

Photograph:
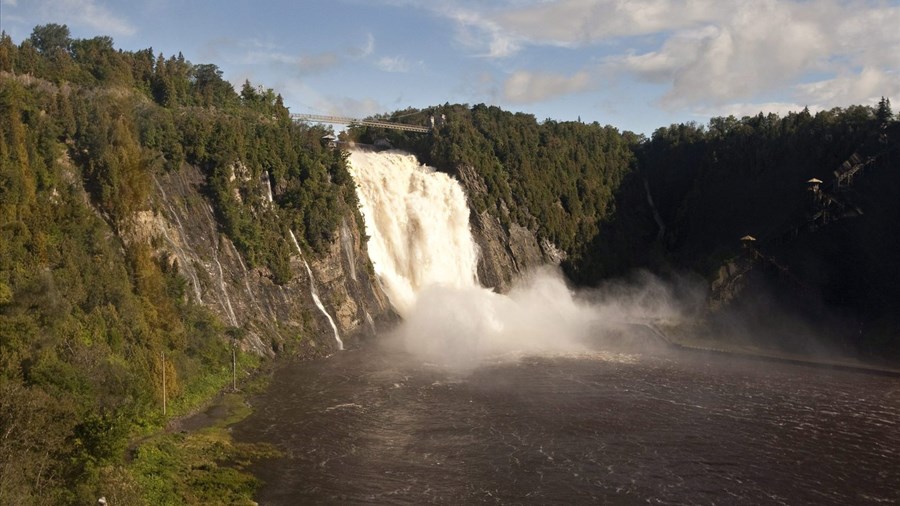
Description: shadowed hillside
358,102,900,360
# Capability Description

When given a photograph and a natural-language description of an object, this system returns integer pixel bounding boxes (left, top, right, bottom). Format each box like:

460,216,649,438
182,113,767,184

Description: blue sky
2,0,899,135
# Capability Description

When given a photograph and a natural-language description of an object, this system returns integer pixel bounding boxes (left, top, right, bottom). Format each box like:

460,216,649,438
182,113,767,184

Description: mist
346,149,709,370
383,267,701,370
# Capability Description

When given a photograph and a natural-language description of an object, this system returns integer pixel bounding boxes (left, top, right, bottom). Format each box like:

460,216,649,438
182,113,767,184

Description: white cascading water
347,150,479,315
350,146,677,370
214,242,239,327
263,170,274,204
348,150,607,368
289,230,344,350
643,177,666,242
347,149,685,369
340,218,357,282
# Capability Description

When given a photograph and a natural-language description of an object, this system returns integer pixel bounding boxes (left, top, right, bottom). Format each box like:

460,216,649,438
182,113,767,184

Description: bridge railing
290,113,431,133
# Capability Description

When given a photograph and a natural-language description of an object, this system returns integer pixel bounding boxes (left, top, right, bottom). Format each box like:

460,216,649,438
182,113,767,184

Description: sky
1,0,899,135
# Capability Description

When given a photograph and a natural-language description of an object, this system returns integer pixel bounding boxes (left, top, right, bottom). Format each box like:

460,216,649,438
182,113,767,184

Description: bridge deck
291,113,430,133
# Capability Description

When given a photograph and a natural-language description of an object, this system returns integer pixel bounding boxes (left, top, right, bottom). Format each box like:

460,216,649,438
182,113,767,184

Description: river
232,148,900,503
233,341,900,505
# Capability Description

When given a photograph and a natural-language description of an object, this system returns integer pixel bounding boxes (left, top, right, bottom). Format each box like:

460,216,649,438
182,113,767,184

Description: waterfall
347,150,479,315
346,149,624,369
346,149,686,369
340,218,357,282
364,309,376,334
262,170,274,203
642,177,666,242
289,230,344,350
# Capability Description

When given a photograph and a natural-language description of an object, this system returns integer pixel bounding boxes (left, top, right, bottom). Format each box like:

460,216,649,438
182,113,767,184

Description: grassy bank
89,355,279,506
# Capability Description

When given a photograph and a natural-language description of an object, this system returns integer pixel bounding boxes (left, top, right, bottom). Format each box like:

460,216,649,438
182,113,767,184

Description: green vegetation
127,379,279,506
357,101,899,358
352,104,638,275
636,106,900,357
0,24,358,504
639,107,876,270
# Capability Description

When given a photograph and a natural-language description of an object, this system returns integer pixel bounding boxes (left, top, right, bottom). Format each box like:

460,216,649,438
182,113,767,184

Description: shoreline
122,356,280,505
638,323,900,378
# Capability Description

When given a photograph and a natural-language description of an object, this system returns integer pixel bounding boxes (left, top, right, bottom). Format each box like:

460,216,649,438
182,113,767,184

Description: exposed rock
453,164,562,292
146,163,395,357
307,212,396,348
470,209,518,291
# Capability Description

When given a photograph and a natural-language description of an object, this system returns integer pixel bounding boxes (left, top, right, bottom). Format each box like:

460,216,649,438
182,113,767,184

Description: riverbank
115,359,280,505
648,322,900,377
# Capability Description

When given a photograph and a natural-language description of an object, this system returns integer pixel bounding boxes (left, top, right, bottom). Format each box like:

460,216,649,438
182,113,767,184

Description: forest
0,24,360,504
356,98,899,358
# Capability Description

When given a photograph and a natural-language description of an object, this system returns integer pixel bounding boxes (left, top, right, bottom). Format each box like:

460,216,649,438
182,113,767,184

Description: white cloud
432,3,522,58
610,0,834,108
362,33,375,57
496,0,726,45
295,52,339,73
376,56,411,73
239,47,339,74
459,71,500,102
37,0,135,36
417,0,900,113
503,70,592,103
796,67,900,108
581,0,900,112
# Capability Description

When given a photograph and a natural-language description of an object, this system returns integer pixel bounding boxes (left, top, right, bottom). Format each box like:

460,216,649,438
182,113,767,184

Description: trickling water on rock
262,170,274,204
289,230,343,350
214,240,239,327
153,176,203,303
340,218,357,282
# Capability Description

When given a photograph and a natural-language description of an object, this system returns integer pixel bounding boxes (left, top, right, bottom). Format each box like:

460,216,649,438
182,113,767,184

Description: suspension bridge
290,113,431,133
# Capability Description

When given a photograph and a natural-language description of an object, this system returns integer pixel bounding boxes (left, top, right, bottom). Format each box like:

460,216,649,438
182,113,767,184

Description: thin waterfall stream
289,230,343,350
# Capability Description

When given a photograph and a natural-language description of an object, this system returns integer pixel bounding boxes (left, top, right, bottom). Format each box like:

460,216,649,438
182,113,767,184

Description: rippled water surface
233,345,900,505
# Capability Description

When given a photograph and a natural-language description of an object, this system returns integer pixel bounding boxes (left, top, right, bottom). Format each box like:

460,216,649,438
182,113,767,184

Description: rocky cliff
452,164,562,292
137,163,394,357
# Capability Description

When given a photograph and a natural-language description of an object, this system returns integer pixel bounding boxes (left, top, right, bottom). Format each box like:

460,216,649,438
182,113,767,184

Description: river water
233,342,900,505
234,149,898,503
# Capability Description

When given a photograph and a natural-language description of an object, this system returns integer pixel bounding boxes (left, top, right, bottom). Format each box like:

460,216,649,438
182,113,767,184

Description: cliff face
139,164,394,357
136,154,555,355
453,164,561,292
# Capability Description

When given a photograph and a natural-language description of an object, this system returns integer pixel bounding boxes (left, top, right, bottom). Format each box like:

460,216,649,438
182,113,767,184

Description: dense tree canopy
352,104,638,276
355,99,899,358
0,26,358,504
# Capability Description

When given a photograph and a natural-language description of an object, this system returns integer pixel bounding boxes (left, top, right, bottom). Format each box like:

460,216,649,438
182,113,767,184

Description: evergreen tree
876,96,893,124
